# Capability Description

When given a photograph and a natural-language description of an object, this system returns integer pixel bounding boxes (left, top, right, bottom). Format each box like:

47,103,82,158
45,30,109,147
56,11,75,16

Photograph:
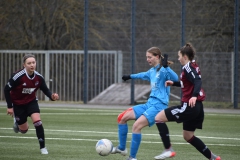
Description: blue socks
118,124,128,150
130,133,142,158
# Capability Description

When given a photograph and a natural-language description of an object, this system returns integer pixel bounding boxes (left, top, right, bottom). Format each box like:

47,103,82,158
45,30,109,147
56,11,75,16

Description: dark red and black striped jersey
4,68,53,108
174,60,205,102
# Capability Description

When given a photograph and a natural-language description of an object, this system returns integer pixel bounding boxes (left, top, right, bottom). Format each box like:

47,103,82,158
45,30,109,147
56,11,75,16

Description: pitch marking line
0,128,240,141
0,112,239,116
0,135,239,147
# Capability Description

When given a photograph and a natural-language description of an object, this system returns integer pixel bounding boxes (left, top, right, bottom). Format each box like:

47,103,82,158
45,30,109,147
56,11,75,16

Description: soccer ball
95,139,113,156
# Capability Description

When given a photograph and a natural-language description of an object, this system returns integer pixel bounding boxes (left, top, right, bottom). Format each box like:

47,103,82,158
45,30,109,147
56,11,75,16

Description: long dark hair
179,43,196,61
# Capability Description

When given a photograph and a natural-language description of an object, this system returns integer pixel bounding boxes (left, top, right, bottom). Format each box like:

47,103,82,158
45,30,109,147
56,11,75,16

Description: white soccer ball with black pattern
95,139,113,156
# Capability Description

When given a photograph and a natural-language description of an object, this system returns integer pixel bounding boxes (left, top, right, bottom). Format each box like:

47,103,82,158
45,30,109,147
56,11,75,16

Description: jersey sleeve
130,70,150,81
185,67,202,97
164,67,178,81
172,81,181,87
39,76,53,100
4,74,20,108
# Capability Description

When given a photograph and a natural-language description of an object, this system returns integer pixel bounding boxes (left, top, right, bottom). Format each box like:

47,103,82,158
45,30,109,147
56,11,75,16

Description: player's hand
122,75,131,81
189,97,197,107
161,54,168,68
165,80,173,87
7,108,14,117
51,93,59,101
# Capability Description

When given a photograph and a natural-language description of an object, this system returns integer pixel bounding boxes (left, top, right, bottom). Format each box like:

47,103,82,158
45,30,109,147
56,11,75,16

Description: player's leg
13,114,19,133
127,115,149,159
112,104,147,157
184,130,221,160
183,102,221,160
112,107,136,155
31,112,48,154
154,107,177,160
155,106,170,149
12,105,29,133
27,100,48,154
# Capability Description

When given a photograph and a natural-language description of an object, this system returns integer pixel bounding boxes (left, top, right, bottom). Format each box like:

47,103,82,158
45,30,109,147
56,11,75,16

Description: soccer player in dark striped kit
155,43,221,160
4,54,59,154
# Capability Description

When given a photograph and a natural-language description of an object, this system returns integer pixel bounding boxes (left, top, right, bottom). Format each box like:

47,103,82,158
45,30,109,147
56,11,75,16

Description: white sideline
0,128,240,141
0,135,239,147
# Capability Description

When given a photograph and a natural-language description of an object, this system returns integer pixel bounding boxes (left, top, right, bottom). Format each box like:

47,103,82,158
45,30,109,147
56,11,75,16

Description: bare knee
117,108,135,124
20,128,28,134
155,110,167,123
19,123,29,134
183,130,194,141
132,116,148,133
132,122,142,132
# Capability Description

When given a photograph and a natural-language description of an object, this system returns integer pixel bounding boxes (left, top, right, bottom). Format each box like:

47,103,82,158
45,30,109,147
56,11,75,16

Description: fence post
234,0,239,109
45,51,50,101
84,0,89,104
131,0,136,105
117,50,123,83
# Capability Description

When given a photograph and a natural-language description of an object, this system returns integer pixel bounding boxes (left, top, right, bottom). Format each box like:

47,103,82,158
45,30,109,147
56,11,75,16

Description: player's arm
185,69,202,97
165,80,181,87
130,70,150,81
161,54,179,82
122,71,150,81
4,75,19,108
4,74,20,116
39,76,59,101
185,68,201,107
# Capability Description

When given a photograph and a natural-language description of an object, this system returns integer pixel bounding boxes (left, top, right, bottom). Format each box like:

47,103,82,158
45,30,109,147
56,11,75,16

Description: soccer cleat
126,156,137,160
210,152,221,160
13,122,19,133
111,146,128,156
154,147,176,160
40,147,48,154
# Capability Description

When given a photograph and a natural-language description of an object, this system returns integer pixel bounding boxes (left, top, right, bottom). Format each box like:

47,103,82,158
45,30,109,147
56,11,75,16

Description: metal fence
0,0,239,108
0,50,122,102
1,50,238,107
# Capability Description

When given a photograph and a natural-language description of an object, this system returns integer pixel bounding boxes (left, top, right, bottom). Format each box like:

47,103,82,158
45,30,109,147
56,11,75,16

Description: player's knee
33,120,42,127
132,122,143,132
20,128,28,134
117,108,132,123
184,134,194,142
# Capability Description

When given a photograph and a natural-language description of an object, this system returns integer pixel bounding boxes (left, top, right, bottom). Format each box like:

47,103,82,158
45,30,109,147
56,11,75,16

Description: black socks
34,120,45,149
156,122,171,149
187,136,211,159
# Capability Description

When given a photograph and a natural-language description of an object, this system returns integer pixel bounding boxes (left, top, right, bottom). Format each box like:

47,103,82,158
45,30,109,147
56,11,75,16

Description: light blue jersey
131,64,178,126
116,64,178,158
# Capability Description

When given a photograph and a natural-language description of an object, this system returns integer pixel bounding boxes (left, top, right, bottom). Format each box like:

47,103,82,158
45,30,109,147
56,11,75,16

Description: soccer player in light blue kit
111,47,178,160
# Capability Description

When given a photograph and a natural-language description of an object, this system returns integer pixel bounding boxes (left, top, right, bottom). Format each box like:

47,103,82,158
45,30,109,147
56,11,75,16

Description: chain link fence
0,0,239,107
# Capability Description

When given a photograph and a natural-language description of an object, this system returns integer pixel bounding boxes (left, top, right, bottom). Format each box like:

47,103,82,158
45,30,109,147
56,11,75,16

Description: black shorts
165,101,204,131
13,100,40,125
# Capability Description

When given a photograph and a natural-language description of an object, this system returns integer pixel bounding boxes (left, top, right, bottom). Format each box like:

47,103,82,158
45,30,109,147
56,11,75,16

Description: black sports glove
161,54,168,68
122,75,131,81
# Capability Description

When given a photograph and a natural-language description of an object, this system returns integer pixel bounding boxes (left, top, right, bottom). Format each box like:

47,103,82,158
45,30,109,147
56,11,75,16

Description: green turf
0,106,239,160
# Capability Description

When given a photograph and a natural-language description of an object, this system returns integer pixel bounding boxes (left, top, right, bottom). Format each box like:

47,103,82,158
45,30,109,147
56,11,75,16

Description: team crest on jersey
22,88,35,94
35,81,39,86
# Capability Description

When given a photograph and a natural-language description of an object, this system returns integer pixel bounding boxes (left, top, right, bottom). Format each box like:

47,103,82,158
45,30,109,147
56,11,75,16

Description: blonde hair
147,47,174,65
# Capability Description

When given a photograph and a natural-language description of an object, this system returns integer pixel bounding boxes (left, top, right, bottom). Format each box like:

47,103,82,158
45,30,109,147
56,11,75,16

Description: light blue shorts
133,98,167,127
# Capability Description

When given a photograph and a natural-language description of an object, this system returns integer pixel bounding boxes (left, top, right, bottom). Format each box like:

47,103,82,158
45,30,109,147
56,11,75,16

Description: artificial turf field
0,105,239,160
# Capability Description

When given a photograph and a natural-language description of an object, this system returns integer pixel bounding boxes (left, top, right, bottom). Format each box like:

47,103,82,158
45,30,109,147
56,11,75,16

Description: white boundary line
0,135,239,147
1,128,240,141
0,112,239,116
